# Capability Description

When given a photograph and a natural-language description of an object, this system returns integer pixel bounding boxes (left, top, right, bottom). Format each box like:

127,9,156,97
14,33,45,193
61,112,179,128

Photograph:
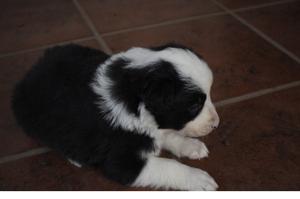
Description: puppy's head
94,44,219,137
139,45,219,137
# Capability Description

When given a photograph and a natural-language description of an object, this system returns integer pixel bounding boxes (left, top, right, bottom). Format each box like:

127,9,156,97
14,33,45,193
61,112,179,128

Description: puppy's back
12,44,109,152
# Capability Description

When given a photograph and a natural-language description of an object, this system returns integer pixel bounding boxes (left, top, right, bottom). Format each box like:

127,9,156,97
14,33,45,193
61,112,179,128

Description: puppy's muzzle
209,107,220,129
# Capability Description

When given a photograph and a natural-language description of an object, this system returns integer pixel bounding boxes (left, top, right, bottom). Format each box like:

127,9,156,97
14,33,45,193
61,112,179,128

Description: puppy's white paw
186,168,219,191
180,139,209,159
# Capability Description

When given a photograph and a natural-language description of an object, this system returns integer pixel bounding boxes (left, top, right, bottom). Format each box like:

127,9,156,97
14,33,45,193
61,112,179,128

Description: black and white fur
12,43,220,190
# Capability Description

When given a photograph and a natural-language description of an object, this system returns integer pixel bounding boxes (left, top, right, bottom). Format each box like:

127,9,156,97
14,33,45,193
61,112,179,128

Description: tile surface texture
79,0,222,33
0,0,92,54
238,1,300,57
217,0,283,9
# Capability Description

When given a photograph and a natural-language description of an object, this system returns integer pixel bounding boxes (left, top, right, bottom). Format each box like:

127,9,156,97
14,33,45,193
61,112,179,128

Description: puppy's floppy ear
141,60,181,104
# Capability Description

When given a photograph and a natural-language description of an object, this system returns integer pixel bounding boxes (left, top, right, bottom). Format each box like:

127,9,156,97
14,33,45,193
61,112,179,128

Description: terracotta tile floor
0,0,299,191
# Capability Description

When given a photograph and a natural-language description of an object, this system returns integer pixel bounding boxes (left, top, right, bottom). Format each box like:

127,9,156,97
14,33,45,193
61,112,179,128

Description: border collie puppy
12,43,220,190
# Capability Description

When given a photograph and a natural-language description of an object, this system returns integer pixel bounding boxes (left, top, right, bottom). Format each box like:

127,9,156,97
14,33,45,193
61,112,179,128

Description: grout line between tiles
100,0,298,37
232,0,299,13
1,80,300,165
0,12,227,58
211,0,300,64
215,80,300,107
0,147,51,164
100,12,228,37
0,36,95,59
72,0,112,55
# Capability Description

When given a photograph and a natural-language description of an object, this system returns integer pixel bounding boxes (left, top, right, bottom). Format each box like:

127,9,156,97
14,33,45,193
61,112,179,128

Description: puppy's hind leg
132,156,218,191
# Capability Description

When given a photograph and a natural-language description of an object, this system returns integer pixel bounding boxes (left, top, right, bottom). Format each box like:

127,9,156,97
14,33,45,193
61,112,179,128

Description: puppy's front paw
180,139,209,159
186,168,218,191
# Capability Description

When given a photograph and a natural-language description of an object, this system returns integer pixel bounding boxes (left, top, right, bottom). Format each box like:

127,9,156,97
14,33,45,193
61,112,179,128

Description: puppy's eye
188,104,200,116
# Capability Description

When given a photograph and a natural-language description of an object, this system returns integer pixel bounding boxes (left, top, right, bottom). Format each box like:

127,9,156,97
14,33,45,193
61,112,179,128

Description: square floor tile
216,0,280,9
0,0,92,54
103,14,300,101
78,0,222,33
0,40,103,157
238,1,300,57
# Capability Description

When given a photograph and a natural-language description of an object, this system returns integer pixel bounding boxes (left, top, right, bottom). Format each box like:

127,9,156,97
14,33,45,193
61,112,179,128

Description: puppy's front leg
132,156,218,190
161,131,209,159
